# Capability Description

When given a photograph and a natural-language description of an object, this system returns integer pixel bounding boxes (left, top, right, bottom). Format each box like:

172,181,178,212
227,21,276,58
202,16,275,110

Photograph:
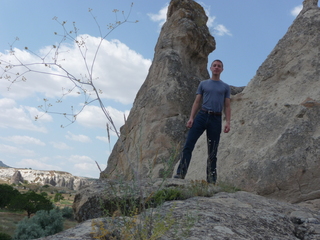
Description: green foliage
218,182,241,193
53,192,64,202
150,188,183,206
40,191,48,198
60,207,74,220
0,232,12,240
13,208,64,240
0,184,20,208
8,190,53,218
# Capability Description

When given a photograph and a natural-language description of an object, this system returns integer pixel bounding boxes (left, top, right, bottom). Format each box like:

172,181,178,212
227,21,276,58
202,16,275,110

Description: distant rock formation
0,168,90,191
185,0,320,204
101,0,216,180
10,170,24,184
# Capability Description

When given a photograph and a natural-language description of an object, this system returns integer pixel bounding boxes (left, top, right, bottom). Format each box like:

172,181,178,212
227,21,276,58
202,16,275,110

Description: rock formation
185,0,320,204
0,168,90,191
100,0,216,180
10,170,24,184
44,179,320,239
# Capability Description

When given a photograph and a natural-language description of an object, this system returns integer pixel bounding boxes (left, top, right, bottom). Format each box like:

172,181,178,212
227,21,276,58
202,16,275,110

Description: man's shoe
207,171,217,184
173,174,185,179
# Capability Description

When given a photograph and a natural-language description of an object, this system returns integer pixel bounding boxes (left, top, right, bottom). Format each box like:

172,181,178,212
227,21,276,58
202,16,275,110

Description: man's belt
201,109,222,116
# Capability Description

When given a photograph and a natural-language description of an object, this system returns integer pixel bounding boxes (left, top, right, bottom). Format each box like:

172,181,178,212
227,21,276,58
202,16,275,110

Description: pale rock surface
0,167,90,191
183,0,320,204
41,189,320,240
100,0,216,180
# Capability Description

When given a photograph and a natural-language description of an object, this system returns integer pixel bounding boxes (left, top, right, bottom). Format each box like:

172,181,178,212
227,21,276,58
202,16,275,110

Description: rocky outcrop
183,0,320,204
10,170,24,184
43,179,320,239
100,0,216,180
0,168,90,191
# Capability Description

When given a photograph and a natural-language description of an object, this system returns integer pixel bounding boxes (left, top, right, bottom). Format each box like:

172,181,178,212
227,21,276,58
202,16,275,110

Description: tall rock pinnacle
100,0,215,180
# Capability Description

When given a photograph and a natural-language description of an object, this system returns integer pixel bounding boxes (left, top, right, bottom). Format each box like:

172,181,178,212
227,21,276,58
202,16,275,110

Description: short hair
211,59,223,68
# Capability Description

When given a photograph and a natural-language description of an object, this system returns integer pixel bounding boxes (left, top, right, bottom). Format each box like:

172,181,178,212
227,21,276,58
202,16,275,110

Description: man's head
210,59,224,76
211,59,223,68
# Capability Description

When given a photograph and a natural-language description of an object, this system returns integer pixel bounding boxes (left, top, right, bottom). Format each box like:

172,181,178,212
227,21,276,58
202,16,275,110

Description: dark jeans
177,110,222,178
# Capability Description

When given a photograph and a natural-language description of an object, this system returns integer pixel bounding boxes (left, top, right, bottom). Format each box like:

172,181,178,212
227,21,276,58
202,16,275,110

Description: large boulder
43,189,320,239
100,0,216,180
185,0,320,204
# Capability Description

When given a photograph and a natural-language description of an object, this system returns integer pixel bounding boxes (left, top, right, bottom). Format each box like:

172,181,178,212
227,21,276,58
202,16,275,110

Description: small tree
53,192,64,202
13,208,63,240
0,184,20,208
60,206,74,220
8,190,53,218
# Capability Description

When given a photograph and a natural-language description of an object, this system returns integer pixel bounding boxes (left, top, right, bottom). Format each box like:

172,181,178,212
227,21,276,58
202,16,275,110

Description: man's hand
186,119,194,128
224,122,230,133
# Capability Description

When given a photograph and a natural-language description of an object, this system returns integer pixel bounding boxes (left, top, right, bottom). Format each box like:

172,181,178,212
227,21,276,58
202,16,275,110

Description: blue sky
0,0,308,178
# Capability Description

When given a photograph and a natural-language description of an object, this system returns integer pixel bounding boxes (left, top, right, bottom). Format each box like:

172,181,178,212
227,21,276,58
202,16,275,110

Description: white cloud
96,136,109,143
68,155,93,163
65,131,91,143
291,5,302,17
148,4,168,29
199,3,232,37
0,144,35,157
50,141,73,150
15,158,62,171
76,104,130,134
0,98,51,133
214,24,232,37
2,135,45,146
0,35,151,105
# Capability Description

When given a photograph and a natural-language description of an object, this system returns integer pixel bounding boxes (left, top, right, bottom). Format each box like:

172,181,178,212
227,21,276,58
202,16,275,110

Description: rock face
10,170,24,184
42,179,320,239
100,0,216,180
184,0,320,204
0,168,90,191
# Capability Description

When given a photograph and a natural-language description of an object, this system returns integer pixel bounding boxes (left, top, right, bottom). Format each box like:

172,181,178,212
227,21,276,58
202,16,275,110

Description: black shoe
207,171,217,184
173,174,185,179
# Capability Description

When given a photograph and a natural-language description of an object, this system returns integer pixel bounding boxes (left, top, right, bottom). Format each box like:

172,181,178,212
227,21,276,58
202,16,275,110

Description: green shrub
13,208,63,240
150,188,183,206
53,192,64,202
0,184,20,208
40,192,48,198
0,232,12,240
60,207,74,220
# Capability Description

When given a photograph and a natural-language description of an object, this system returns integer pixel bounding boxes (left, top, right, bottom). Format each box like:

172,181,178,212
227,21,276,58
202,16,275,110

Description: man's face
210,61,223,75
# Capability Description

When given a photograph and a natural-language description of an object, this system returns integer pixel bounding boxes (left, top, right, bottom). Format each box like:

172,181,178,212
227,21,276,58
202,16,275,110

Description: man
174,59,231,183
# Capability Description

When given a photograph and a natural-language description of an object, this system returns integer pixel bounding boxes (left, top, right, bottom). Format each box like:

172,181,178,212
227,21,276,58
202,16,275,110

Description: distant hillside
0,161,10,168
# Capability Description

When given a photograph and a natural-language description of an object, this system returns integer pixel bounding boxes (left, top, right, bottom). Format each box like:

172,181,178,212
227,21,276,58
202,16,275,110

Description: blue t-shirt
196,79,230,113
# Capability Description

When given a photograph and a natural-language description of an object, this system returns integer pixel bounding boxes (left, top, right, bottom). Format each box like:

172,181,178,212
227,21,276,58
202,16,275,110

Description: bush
60,207,74,220
53,192,64,202
13,208,64,240
0,232,12,240
0,184,20,208
150,188,183,206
